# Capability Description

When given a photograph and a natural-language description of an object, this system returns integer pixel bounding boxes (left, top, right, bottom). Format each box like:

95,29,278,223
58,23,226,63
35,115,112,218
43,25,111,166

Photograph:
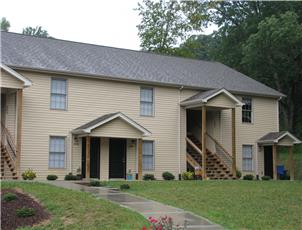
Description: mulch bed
1,189,51,230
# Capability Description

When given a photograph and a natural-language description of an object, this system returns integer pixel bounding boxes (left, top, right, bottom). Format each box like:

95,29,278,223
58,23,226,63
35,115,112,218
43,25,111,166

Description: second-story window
51,78,67,110
242,97,252,123
140,87,153,116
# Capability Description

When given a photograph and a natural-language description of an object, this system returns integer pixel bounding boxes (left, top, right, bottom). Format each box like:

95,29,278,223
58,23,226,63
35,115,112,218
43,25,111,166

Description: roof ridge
1,31,217,64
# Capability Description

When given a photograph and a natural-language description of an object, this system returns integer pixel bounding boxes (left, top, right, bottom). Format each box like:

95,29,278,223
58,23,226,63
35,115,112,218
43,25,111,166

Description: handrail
186,137,203,157
1,123,17,162
186,152,201,169
206,133,232,159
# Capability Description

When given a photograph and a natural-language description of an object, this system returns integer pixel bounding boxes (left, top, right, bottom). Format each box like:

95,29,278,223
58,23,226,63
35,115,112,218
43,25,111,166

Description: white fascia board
1,63,32,87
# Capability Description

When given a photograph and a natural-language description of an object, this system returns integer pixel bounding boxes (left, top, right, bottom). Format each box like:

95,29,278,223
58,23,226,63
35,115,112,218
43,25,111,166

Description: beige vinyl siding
206,94,236,108
5,92,17,142
1,70,23,89
90,118,142,139
127,139,137,176
19,71,185,179
278,136,294,146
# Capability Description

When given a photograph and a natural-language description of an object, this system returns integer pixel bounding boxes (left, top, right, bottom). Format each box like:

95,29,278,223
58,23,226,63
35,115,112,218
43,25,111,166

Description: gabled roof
181,88,244,107
1,63,32,87
72,112,151,137
1,32,284,98
258,131,301,145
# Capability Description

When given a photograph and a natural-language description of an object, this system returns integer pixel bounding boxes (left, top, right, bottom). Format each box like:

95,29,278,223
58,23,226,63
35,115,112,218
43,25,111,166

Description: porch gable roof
258,131,301,145
180,88,244,108
72,112,151,137
1,63,32,87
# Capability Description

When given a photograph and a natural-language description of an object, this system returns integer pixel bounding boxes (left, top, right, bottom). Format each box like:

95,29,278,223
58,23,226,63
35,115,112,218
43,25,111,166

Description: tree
22,26,52,38
0,17,10,32
136,0,208,54
242,12,302,134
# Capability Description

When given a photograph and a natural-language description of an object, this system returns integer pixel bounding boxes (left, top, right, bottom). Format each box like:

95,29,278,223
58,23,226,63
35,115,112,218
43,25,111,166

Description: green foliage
162,171,175,180
47,175,58,180
0,17,10,32
64,173,80,180
22,26,52,38
120,184,130,190
143,174,156,180
182,171,194,180
16,207,35,217
3,193,17,201
243,174,254,180
136,0,207,53
22,169,36,180
236,170,242,179
261,176,271,181
89,180,107,187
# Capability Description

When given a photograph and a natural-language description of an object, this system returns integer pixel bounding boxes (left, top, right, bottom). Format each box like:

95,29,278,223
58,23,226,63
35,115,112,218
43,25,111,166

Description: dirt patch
1,189,51,230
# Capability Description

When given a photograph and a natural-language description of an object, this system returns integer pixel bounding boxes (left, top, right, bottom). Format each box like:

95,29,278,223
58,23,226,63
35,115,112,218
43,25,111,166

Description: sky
1,0,216,50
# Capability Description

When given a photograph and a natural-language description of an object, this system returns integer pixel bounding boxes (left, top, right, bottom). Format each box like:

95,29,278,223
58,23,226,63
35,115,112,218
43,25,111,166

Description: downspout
178,86,184,180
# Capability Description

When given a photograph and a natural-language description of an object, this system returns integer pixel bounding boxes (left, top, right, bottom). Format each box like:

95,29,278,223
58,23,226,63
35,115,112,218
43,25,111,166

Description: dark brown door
82,137,101,179
109,138,126,179
264,146,273,178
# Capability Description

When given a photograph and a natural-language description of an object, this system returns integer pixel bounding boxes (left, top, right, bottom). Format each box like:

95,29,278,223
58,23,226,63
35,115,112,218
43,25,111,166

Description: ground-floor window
242,145,253,171
142,141,154,170
49,136,66,168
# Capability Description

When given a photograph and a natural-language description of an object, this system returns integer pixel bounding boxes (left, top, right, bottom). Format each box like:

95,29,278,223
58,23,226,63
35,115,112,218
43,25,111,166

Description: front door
264,146,273,178
82,137,101,179
109,138,126,179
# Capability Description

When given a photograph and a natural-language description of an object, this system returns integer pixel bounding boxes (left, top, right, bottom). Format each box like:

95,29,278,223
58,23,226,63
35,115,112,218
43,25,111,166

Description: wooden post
85,136,91,179
201,106,207,179
288,146,294,181
16,89,23,179
272,144,277,180
138,139,143,180
231,108,236,177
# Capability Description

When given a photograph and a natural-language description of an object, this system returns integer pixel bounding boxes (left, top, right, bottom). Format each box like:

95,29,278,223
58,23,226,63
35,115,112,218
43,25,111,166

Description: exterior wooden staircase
187,133,236,180
1,124,18,180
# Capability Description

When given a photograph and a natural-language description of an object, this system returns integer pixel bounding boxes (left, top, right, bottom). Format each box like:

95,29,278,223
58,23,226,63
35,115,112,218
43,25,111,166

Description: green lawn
2,181,148,230
108,180,302,230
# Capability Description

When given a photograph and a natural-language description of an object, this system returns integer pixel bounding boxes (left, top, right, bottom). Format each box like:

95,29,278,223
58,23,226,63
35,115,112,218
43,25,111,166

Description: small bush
236,170,242,179
90,180,103,187
143,174,155,181
3,193,17,202
261,176,271,181
22,168,36,180
162,171,175,180
182,171,194,180
16,207,35,217
64,173,80,180
47,175,58,180
243,174,254,180
120,184,130,190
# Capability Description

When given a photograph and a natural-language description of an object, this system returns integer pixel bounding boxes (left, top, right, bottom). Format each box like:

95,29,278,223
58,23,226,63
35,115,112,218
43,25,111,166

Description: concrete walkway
46,181,223,230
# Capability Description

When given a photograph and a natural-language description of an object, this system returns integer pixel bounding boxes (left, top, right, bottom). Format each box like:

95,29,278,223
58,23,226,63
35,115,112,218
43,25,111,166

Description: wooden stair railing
186,152,201,169
186,137,203,158
206,133,232,169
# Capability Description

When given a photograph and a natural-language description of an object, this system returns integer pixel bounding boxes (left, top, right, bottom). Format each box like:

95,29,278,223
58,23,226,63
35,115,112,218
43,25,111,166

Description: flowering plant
142,216,187,230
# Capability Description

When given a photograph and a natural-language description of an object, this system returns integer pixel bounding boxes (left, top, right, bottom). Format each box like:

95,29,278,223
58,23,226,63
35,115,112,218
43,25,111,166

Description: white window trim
142,140,155,171
50,77,68,111
140,87,155,117
242,97,253,124
49,136,67,169
242,145,254,172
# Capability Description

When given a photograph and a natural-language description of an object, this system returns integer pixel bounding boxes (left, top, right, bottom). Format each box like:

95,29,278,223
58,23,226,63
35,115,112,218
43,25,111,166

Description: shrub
261,176,271,181
47,174,58,180
236,170,242,179
162,171,175,180
3,193,17,202
143,174,155,181
16,207,35,217
120,184,130,190
90,180,105,187
22,168,36,180
64,173,80,180
182,171,194,180
243,174,254,180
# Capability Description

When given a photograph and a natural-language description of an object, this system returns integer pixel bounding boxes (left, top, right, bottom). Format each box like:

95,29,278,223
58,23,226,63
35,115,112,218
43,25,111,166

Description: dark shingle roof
258,131,301,144
74,112,119,130
182,88,221,103
1,32,283,97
